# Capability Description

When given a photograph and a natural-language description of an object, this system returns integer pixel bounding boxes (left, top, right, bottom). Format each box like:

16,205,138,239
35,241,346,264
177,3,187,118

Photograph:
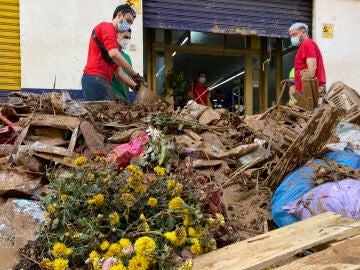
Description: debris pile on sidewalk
0,82,359,269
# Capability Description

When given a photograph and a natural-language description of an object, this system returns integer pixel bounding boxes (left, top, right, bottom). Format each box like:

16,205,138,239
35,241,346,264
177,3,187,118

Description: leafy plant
164,71,188,98
28,131,229,270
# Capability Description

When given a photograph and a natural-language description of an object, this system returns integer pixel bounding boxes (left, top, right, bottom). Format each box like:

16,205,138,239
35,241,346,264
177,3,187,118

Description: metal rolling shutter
0,0,20,90
143,0,312,38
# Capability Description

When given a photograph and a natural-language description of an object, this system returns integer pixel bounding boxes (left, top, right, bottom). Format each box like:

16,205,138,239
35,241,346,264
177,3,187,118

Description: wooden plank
30,114,80,130
68,125,79,152
266,104,345,189
275,237,360,270
193,212,360,270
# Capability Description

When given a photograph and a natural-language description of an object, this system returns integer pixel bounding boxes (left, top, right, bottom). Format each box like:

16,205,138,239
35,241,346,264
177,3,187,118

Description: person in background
289,22,326,97
187,71,212,107
288,67,297,104
82,4,145,101
111,29,133,102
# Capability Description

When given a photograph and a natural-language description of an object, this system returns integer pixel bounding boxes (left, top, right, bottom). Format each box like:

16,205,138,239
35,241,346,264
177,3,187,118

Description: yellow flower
53,258,68,270
164,231,177,244
40,258,53,269
89,250,101,270
143,221,150,232
121,193,136,208
134,236,156,255
148,197,157,207
105,243,121,258
183,214,190,227
175,226,187,246
110,262,127,270
100,171,107,176
88,194,105,207
119,238,132,247
60,195,68,202
178,259,193,270
207,217,215,227
188,227,204,238
128,255,150,270
87,173,95,181
74,156,87,166
167,179,176,189
51,242,72,257
190,238,202,255
140,213,147,222
127,164,143,178
154,166,166,176
100,240,110,251
109,212,120,226
47,204,56,214
216,213,226,227
64,232,70,237
63,156,72,164
89,250,100,260
164,227,187,246
172,183,183,197
103,177,110,184
168,197,184,209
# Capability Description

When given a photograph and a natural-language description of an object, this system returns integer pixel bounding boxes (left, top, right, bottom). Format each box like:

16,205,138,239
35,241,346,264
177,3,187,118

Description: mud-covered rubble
0,85,359,264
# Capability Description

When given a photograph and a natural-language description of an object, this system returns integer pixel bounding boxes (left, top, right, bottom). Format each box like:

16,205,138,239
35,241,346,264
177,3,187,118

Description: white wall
20,0,143,90
313,0,360,92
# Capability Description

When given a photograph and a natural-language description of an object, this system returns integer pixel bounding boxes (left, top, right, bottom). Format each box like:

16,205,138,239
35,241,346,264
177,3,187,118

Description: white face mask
198,77,206,84
119,39,130,49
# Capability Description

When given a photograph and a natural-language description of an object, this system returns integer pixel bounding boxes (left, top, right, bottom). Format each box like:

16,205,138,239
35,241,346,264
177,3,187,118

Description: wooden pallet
193,212,360,270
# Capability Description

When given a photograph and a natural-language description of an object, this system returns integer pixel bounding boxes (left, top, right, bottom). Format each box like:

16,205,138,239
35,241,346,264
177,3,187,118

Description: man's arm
114,67,138,90
109,48,136,77
306,57,317,77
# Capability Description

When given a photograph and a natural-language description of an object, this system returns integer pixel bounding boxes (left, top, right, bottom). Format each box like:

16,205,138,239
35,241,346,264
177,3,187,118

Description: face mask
118,20,131,32
119,39,130,49
198,77,206,84
291,37,300,46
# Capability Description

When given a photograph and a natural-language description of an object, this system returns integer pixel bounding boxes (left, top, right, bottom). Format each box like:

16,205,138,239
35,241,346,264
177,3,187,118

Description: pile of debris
0,81,359,269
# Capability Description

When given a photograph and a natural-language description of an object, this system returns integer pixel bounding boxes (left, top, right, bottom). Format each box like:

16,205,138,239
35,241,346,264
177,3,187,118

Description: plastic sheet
270,159,330,227
284,179,360,220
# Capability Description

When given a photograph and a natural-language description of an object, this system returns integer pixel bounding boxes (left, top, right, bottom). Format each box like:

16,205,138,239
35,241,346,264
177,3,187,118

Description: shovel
134,85,171,107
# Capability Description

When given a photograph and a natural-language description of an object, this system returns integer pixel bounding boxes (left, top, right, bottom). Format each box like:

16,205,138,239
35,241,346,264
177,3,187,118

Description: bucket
134,85,170,107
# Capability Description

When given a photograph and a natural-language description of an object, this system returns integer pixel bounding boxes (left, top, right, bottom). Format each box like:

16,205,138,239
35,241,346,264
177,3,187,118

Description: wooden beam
266,104,345,189
193,212,360,270
275,237,360,270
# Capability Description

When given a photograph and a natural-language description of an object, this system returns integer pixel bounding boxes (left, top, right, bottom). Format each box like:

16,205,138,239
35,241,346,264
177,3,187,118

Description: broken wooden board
30,114,80,130
192,212,360,270
266,104,345,189
80,121,105,153
275,236,360,270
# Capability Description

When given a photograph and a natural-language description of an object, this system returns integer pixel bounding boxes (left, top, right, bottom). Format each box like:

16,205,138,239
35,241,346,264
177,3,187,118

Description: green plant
164,71,188,98
29,133,229,270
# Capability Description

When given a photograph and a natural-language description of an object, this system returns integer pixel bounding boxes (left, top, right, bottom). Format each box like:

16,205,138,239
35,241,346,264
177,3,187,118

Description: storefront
143,0,312,114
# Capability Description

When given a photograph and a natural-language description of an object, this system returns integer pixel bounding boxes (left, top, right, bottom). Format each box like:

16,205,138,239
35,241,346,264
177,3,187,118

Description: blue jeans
81,73,115,101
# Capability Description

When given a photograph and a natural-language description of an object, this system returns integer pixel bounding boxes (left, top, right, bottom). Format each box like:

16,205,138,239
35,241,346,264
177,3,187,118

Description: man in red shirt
289,22,326,95
187,71,212,107
82,4,145,101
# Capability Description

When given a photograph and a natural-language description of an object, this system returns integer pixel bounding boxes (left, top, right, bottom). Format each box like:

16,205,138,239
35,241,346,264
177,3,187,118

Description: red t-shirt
83,22,119,82
294,39,326,93
188,83,209,105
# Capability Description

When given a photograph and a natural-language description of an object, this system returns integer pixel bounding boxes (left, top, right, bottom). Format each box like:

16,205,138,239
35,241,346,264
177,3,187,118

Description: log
266,104,345,189
193,212,360,270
